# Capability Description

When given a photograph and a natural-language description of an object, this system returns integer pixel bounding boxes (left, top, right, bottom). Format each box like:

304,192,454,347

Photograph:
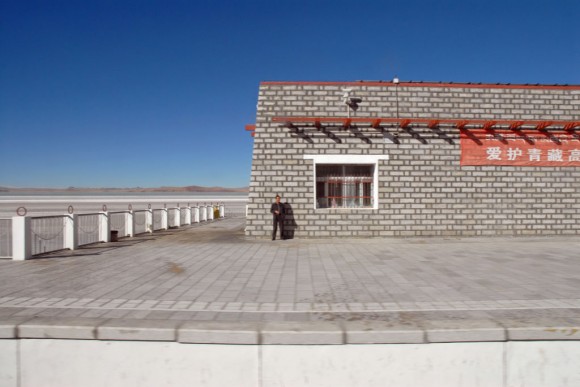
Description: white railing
4,204,229,260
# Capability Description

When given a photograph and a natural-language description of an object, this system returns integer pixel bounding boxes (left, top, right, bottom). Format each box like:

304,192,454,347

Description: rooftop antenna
393,75,400,118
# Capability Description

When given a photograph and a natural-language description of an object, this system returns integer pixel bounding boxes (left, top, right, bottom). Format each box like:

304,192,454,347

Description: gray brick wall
247,82,580,238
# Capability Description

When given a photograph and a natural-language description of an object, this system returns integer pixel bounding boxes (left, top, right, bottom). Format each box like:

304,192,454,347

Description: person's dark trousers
272,215,284,240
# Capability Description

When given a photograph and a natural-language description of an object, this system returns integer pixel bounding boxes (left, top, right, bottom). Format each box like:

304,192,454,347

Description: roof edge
260,81,580,90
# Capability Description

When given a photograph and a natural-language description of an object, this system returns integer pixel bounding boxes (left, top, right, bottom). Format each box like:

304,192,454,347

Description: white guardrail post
207,205,214,221
219,204,225,218
64,214,78,251
200,205,207,222
126,211,135,237
12,216,32,260
147,208,153,233
99,212,110,242
174,207,181,228
194,206,200,223
185,205,192,225
161,207,168,230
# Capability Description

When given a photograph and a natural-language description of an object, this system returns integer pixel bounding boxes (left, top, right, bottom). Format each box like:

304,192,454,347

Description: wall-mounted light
342,88,362,117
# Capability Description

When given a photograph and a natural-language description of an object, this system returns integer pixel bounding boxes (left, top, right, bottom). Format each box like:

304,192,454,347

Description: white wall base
0,340,17,387
0,339,579,387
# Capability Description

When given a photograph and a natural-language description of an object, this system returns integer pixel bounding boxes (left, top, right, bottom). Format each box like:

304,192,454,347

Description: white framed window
304,155,388,210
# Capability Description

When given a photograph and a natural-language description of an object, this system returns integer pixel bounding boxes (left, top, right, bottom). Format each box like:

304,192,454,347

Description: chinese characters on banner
460,130,580,167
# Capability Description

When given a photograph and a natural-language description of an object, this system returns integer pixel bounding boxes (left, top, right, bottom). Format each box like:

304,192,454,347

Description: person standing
270,194,285,240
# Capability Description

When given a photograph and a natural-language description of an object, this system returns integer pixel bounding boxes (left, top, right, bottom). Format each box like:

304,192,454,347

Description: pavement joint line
1,304,580,314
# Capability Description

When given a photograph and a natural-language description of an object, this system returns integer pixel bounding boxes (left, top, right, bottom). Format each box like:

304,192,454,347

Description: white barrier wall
1,339,579,387
7,204,235,260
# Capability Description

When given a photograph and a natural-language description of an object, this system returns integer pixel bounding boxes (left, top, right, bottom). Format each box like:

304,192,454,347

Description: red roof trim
261,81,580,91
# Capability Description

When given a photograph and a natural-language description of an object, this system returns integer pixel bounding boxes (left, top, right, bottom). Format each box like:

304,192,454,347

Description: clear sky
1,0,578,189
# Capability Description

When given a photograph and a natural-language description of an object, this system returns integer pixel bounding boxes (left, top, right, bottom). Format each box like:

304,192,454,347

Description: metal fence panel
153,210,163,231
0,218,12,258
110,212,126,237
168,209,176,228
31,216,65,255
77,214,100,246
134,211,147,235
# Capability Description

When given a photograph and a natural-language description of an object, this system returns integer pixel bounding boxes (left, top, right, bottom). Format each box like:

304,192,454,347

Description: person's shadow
283,202,298,240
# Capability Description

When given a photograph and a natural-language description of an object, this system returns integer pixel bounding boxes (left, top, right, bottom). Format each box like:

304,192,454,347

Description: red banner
460,130,580,167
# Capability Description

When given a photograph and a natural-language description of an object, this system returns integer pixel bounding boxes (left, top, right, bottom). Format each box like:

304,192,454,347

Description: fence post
64,214,78,251
219,204,225,218
161,207,168,230
147,209,153,233
174,208,181,228
194,206,200,223
99,212,110,242
200,206,207,222
12,216,31,260
185,206,192,225
207,205,214,220
126,211,134,237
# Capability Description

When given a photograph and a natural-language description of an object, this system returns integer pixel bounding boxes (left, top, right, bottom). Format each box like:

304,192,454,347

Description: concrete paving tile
191,311,218,321
178,321,259,344
79,309,110,318
344,321,425,344
18,317,106,340
206,302,226,311
0,316,36,338
261,321,343,345
98,319,181,341
507,325,580,341
259,303,277,311
223,302,243,311
421,312,507,343
0,307,26,317
121,310,152,319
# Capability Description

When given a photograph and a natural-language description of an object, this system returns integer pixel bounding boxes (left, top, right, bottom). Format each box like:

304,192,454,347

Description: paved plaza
1,217,579,343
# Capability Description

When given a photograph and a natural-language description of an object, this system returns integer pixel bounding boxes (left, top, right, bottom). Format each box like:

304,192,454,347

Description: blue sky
1,0,578,188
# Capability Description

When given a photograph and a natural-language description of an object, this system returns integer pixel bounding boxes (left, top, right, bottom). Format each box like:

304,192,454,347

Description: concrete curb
3,314,580,344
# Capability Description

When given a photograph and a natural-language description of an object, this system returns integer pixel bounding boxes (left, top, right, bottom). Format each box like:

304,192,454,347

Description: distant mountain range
0,185,249,193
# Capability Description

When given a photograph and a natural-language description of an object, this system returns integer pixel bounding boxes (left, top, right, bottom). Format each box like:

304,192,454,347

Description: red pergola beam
245,124,256,131
428,120,440,129
399,119,412,128
271,117,578,131
509,121,524,130
536,121,553,130
482,121,498,131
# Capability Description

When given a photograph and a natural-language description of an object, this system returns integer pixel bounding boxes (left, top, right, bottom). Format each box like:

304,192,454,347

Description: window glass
315,164,374,208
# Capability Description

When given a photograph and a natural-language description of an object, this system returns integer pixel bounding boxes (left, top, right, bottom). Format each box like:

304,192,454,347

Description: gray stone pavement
1,217,580,344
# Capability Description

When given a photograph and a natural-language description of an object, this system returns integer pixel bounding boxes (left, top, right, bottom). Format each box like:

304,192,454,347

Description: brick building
245,80,580,238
